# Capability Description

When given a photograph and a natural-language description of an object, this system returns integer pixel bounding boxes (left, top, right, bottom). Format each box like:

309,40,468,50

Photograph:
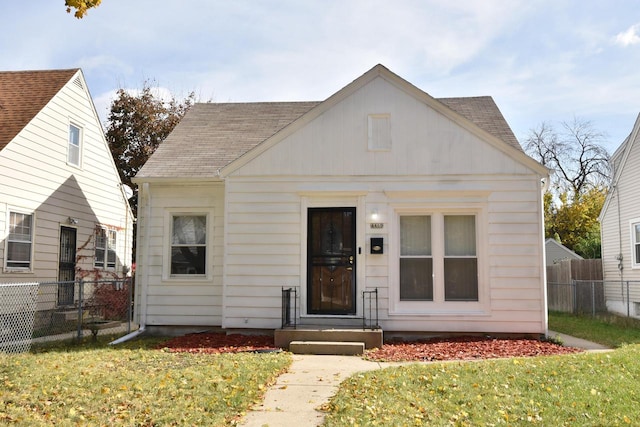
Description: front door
58,226,76,306
307,208,356,315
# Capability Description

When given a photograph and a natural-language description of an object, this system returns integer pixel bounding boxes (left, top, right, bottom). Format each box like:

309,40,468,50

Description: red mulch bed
365,336,582,362
157,332,582,361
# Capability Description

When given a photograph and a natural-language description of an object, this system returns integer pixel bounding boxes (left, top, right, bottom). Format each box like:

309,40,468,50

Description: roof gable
0,69,79,150
599,112,640,221
136,64,546,181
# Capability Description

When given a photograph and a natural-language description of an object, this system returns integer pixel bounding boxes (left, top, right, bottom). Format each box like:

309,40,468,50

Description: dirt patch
157,332,582,361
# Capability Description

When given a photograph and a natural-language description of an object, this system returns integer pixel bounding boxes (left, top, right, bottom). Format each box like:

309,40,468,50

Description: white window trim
162,209,213,281
4,208,35,273
67,121,83,168
630,218,640,269
389,203,489,316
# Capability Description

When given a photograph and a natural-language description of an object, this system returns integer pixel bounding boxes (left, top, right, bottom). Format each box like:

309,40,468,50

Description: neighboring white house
600,113,640,315
0,69,134,302
133,64,549,336
545,238,583,266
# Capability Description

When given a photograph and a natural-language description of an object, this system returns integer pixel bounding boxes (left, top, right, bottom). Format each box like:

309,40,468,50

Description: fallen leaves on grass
157,332,278,354
365,336,583,362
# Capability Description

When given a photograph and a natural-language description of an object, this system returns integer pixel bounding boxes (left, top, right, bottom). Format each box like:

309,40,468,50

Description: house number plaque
370,223,384,229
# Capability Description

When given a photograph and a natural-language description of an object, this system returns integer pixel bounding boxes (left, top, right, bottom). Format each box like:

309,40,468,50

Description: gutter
109,182,151,345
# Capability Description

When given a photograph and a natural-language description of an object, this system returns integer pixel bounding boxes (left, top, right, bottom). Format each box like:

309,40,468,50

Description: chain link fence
1,279,134,353
548,279,640,318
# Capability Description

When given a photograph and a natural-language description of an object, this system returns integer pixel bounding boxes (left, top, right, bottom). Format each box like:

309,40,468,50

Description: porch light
371,209,379,221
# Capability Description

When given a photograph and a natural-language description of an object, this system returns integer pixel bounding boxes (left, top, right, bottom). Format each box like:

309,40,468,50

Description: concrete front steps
289,340,365,355
275,327,383,355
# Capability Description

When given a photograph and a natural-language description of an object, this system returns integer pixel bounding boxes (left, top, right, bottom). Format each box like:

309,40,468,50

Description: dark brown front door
307,208,356,315
58,226,76,306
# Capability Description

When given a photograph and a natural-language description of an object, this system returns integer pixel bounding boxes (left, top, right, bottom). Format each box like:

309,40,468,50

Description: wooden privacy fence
547,259,604,314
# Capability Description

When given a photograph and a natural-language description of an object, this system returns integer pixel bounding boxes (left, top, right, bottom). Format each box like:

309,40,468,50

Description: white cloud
615,24,640,46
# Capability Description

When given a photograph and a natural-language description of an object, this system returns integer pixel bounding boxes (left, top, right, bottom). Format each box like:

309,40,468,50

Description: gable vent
368,114,392,151
72,75,84,90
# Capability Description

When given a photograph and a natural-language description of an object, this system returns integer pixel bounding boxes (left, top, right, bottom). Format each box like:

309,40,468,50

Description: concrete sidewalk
548,330,611,351
240,354,391,427
240,334,609,427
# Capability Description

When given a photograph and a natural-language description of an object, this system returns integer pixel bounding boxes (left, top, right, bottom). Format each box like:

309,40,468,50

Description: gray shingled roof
137,102,320,179
0,69,78,150
137,96,522,179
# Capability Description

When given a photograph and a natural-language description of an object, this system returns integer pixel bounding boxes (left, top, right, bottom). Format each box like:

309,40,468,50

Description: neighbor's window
633,222,640,266
399,213,478,303
171,215,206,275
6,211,34,270
95,228,117,269
68,123,81,166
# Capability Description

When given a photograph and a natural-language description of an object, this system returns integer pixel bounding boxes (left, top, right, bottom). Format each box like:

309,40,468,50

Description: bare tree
524,117,611,199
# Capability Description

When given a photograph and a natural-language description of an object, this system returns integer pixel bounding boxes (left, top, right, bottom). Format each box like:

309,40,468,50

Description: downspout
541,176,550,337
110,182,150,345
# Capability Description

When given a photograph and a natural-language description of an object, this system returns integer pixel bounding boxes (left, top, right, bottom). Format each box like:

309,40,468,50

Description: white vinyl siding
368,114,391,151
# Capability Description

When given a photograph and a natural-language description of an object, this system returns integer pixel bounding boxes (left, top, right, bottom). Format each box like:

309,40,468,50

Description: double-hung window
6,211,34,270
171,215,207,275
633,221,640,267
399,213,478,303
68,123,81,167
95,228,117,269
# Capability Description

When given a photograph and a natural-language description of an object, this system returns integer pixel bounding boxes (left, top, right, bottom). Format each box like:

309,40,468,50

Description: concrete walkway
240,334,609,427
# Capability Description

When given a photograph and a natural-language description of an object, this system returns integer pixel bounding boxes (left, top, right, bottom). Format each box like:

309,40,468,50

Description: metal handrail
281,287,297,329
362,288,379,329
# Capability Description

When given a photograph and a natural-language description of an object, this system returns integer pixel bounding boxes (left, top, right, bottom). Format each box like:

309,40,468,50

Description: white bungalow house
599,113,640,315
0,69,134,300
133,64,549,338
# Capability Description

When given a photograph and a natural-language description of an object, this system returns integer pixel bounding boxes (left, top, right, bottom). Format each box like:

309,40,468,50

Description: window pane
636,244,640,265
171,246,206,274
445,215,475,256
173,216,206,245
69,124,80,165
444,258,478,301
636,224,640,242
107,230,117,267
401,216,431,255
9,212,32,241
8,242,31,262
400,258,433,300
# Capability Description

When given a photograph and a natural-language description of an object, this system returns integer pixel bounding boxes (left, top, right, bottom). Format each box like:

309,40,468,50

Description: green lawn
550,311,640,348
1,335,290,426
324,346,640,426
324,313,640,426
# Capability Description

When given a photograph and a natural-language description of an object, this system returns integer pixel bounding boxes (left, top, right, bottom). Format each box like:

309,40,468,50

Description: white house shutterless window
68,123,81,166
7,212,33,269
400,216,433,300
444,215,478,301
398,213,479,303
171,215,206,275
633,222,640,266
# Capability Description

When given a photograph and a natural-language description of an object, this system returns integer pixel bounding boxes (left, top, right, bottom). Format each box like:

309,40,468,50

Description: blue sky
2,1,639,153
